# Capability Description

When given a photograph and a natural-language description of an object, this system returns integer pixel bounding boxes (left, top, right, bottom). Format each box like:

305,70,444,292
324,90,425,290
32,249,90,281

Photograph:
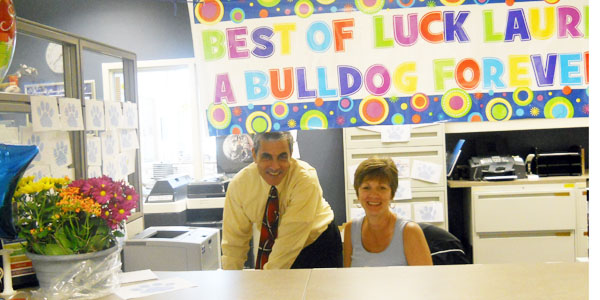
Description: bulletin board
188,0,589,136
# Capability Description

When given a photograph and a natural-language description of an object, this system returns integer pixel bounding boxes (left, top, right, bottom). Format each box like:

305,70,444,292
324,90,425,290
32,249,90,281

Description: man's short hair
252,131,294,154
353,156,398,197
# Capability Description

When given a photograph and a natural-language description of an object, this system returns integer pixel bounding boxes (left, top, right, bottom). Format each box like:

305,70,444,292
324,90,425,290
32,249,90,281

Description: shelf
444,118,588,133
448,173,588,188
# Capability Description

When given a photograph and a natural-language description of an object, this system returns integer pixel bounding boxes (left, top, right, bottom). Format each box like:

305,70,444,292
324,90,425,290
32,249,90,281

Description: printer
468,156,526,181
123,226,220,272
146,175,191,203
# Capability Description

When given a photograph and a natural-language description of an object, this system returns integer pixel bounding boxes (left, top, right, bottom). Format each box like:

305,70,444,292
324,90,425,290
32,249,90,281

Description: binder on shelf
447,139,465,177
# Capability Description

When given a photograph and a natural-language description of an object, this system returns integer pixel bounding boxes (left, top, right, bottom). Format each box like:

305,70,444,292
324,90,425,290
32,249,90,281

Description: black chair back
418,223,470,265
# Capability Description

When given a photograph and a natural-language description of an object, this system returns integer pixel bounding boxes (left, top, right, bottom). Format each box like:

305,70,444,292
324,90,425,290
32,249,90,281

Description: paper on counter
85,99,105,131
58,97,84,131
118,269,158,284
391,203,412,220
31,96,61,132
393,179,412,200
381,125,410,142
113,277,196,299
392,158,410,178
413,202,444,223
410,160,442,184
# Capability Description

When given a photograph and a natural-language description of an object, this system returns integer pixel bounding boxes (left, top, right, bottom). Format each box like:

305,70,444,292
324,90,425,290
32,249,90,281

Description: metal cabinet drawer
343,124,444,149
473,191,576,233
474,234,575,264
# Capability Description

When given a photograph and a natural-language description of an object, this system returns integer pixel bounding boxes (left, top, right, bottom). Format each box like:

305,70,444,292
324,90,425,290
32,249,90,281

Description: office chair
418,223,470,265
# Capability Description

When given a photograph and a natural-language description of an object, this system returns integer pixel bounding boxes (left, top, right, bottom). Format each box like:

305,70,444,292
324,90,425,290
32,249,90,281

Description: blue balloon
0,144,39,239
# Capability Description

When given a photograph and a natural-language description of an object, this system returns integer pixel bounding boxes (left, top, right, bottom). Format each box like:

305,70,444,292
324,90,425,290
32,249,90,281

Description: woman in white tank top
343,157,432,267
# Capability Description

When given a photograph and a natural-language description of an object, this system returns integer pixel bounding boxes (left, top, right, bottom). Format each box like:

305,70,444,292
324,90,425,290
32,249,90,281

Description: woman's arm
403,222,433,266
343,221,353,267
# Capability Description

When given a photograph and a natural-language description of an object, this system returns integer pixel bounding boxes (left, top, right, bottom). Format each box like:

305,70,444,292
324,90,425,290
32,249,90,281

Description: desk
449,176,588,264
99,263,587,299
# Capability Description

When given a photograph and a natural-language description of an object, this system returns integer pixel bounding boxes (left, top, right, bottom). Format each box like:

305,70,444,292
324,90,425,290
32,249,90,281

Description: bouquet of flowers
12,175,139,255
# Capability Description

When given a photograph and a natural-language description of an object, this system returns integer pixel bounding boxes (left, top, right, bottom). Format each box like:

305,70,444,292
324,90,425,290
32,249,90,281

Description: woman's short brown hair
353,157,398,197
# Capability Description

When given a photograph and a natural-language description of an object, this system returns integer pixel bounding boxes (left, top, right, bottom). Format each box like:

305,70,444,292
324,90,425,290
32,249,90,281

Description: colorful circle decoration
208,103,232,129
441,88,472,118
245,111,272,133
467,112,483,122
271,101,289,120
391,113,404,125
544,96,574,119
300,110,329,130
355,0,385,14
359,95,389,125
295,0,315,18
544,0,560,4
195,0,224,25
316,0,335,4
395,0,415,8
230,125,243,135
0,0,16,83
338,97,354,112
512,87,533,106
485,97,513,121
257,0,281,7
230,8,245,23
440,0,466,6
473,0,489,4
410,93,429,112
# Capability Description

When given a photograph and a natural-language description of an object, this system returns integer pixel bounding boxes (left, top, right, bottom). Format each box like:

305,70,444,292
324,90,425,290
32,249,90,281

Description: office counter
100,262,588,300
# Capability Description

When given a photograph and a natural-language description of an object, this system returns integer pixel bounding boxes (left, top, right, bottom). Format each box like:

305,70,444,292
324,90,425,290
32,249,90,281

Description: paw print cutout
131,281,177,294
91,106,103,127
415,164,434,181
53,141,69,166
27,135,44,161
120,156,128,175
88,142,98,164
106,162,117,179
109,106,120,127
64,103,80,127
105,136,115,155
121,131,132,149
37,101,55,128
125,107,136,127
419,205,436,221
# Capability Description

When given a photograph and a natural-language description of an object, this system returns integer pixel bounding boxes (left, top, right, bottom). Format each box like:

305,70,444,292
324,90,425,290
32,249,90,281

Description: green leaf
43,243,73,255
32,243,44,254
55,228,73,250
114,231,124,237
88,235,109,252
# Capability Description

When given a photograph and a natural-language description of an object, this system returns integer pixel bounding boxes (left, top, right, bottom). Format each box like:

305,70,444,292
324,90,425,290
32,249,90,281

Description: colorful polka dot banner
188,0,589,136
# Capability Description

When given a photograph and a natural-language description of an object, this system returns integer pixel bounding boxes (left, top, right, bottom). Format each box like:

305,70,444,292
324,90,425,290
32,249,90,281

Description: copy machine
123,226,220,272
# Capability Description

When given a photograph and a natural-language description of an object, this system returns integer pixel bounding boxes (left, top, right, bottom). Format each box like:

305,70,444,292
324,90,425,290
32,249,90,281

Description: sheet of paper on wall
49,132,73,169
347,164,358,186
86,136,102,166
118,152,131,177
119,129,139,151
381,125,410,143
413,201,444,223
104,101,123,130
50,165,75,179
350,206,365,220
0,125,19,144
125,150,136,175
393,179,412,200
101,131,120,159
113,277,197,300
85,99,105,131
20,127,56,164
121,102,138,129
88,165,102,178
410,159,442,184
24,164,51,180
103,157,121,181
392,158,410,178
30,96,61,132
58,97,85,131
392,203,412,220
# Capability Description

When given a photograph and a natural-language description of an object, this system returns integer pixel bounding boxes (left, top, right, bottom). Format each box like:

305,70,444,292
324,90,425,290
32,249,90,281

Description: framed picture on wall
24,80,96,99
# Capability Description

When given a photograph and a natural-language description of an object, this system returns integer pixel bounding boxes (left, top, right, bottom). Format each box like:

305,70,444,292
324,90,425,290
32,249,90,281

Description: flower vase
26,245,121,300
